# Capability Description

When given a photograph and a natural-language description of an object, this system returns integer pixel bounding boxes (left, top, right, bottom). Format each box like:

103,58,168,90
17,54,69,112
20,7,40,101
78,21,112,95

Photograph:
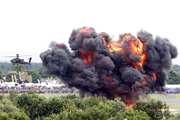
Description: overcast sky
0,0,180,64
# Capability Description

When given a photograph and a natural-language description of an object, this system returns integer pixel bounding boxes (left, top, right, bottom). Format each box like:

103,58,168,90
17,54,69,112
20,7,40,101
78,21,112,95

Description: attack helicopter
4,54,32,65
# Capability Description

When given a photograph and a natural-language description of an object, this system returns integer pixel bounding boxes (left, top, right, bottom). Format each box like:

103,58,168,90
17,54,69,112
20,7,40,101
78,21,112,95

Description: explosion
40,27,178,106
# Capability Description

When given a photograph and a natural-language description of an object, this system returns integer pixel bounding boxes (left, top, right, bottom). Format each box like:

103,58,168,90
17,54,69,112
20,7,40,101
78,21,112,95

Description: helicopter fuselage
10,57,32,65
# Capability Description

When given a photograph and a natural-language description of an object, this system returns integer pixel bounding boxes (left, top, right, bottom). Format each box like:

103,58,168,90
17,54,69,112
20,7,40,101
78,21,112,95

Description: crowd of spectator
0,86,79,94
154,90,180,94
166,90,180,94
1,86,180,94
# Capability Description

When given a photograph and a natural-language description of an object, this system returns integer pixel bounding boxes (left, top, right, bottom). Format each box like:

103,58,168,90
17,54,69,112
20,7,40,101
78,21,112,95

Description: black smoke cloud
40,27,178,103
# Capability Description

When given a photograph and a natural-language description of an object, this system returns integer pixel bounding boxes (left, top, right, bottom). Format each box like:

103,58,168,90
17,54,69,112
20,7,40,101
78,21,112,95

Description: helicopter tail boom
29,57,32,65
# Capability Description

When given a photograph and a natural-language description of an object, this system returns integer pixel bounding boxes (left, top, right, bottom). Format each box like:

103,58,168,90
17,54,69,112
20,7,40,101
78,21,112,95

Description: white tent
165,84,180,90
165,84,180,88
2,82,18,87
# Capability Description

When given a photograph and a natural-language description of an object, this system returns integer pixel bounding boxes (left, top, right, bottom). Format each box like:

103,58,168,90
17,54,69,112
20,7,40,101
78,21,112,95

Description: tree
0,69,3,79
6,71,18,82
133,100,171,120
110,109,150,120
0,98,20,113
12,64,26,73
27,69,41,83
0,62,13,71
166,70,180,84
0,112,30,120
17,93,48,120
172,64,180,73
8,91,19,105
0,68,7,79
25,63,42,70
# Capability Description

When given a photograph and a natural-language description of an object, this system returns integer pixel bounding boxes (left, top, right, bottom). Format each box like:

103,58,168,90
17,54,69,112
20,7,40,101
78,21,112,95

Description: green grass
168,104,180,110
0,93,79,98
140,94,180,100
38,93,79,99
140,94,180,110
2,93,180,100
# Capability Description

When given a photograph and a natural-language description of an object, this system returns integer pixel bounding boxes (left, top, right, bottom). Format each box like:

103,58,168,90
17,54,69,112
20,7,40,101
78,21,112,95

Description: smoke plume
40,27,178,105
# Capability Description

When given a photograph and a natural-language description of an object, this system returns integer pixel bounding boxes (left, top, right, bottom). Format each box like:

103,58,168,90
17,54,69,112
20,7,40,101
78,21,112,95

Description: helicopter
4,54,32,65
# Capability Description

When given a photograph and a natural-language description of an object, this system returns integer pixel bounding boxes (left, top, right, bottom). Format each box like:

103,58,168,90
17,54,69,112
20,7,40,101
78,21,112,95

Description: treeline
0,62,42,71
166,64,180,84
166,70,180,84
1,91,179,120
173,64,180,73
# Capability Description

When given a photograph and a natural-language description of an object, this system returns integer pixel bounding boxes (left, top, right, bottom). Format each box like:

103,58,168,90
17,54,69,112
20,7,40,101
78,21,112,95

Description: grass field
141,94,180,110
167,104,180,110
143,94,180,100
37,93,180,99
38,93,180,101
38,93,78,98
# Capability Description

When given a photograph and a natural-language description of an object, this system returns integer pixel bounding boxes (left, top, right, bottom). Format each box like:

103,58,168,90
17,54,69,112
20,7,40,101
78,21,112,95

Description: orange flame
108,42,123,53
77,27,156,88
101,32,156,87
59,45,63,48
100,33,107,45
152,72,156,81
80,51,93,65
110,80,118,86
140,71,156,87
78,27,92,34
123,33,132,39
124,97,133,108
105,76,111,80
99,93,102,97
100,33,146,66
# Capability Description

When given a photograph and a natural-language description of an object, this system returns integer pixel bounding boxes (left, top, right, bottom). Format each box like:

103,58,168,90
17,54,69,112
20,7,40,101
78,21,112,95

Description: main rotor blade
2,54,32,57
2,56,16,57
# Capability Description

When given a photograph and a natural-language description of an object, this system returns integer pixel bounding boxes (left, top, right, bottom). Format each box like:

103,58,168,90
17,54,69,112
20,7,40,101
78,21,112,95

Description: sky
0,0,180,64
